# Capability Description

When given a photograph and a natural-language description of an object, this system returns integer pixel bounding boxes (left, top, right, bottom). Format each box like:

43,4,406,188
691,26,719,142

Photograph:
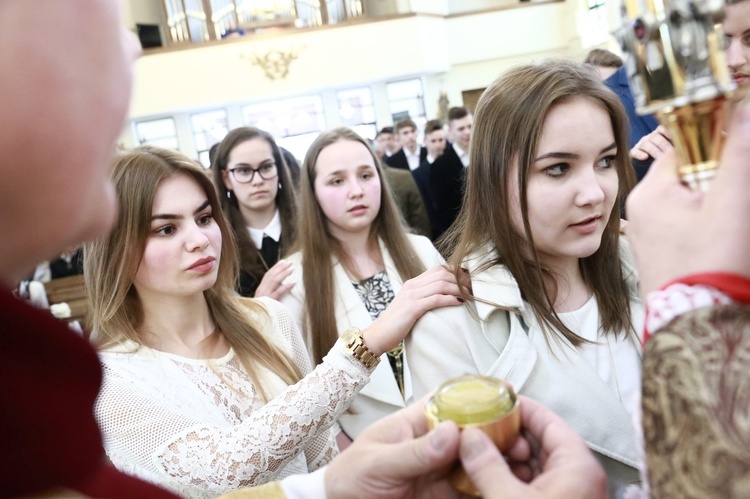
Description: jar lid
430,375,515,426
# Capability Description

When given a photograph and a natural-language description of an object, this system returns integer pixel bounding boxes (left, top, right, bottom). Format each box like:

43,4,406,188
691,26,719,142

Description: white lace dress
94,297,372,498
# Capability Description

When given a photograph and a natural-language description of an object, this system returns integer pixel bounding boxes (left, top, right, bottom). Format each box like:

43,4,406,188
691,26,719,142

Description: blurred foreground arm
641,304,750,498
326,394,606,499
226,395,606,499
225,397,461,499
628,103,750,498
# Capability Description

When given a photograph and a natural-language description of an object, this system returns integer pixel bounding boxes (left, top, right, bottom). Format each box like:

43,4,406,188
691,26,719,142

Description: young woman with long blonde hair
86,146,462,498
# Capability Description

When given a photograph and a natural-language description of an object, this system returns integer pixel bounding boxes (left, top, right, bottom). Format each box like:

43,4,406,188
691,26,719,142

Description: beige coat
406,240,644,498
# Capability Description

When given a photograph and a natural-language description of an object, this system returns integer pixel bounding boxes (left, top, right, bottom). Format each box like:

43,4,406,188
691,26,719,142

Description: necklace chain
258,246,281,271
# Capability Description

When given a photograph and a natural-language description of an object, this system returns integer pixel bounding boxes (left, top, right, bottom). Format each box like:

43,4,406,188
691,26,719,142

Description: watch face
343,327,359,344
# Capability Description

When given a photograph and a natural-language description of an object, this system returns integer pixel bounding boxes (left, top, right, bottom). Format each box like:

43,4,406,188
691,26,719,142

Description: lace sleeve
259,297,338,471
278,283,309,348
97,342,369,496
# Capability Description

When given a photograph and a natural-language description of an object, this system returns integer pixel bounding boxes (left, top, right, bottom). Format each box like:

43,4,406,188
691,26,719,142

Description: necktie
259,234,279,270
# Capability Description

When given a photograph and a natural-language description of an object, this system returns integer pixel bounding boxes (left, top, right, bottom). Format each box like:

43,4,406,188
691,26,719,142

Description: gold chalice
616,0,742,190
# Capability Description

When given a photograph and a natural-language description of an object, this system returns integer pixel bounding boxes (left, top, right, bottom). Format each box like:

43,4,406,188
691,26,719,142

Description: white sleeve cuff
645,283,732,336
281,467,328,499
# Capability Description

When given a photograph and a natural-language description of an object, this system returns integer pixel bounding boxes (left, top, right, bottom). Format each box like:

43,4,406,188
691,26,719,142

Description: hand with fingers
361,265,469,356
626,103,750,294
630,125,673,161
460,396,607,499
324,394,461,499
254,260,295,300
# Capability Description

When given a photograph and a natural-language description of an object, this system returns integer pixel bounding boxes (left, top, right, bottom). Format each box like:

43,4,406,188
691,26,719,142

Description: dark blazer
382,165,431,237
49,248,84,279
385,146,427,170
604,66,658,182
429,143,466,240
411,159,439,240
238,236,281,297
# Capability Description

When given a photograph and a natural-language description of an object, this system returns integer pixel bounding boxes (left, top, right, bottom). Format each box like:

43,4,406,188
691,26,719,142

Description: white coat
281,234,443,438
406,240,644,497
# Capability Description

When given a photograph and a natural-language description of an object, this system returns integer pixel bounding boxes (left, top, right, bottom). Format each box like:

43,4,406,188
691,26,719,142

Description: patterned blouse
351,271,395,320
351,271,405,399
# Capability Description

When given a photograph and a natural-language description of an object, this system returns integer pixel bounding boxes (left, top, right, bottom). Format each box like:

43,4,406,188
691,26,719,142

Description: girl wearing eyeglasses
212,127,297,299
279,127,451,449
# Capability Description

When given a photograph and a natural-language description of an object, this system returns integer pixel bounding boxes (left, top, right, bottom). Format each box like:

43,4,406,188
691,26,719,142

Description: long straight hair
296,127,425,364
85,146,301,401
443,60,637,346
212,127,298,285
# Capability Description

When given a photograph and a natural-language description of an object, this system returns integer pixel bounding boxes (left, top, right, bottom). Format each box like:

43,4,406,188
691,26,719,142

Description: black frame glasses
227,163,278,184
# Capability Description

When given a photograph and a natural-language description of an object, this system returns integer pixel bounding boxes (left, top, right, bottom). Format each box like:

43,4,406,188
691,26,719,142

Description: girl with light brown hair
86,145,461,497
406,60,644,496
279,127,458,447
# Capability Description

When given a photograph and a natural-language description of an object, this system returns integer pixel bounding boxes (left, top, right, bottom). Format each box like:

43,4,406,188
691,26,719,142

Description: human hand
362,265,468,356
625,103,750,295
630,125,673,161
254,260,294,300
460,396,607,499
325,395,460,499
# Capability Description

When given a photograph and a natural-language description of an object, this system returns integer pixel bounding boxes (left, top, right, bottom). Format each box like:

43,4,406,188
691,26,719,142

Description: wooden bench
43,274,87,325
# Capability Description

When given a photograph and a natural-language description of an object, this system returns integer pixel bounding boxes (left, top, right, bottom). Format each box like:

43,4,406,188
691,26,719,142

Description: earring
278,182,283,190
227,190,232,199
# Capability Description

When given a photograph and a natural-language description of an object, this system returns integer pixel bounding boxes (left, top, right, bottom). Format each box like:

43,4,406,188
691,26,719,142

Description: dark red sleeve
0,289,177,498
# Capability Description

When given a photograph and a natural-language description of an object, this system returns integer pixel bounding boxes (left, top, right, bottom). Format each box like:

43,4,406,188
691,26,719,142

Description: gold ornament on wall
242,46,305,81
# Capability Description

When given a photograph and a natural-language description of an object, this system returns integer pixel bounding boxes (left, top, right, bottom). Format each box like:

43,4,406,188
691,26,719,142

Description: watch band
342,327,380,369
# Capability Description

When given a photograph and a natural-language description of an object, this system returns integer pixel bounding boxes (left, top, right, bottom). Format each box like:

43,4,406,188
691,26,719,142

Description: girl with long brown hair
212,127,297,299
279,127,453,447
86,146,462,497
406,60,644,496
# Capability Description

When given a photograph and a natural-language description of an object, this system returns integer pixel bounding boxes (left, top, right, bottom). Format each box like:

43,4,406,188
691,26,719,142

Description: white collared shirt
404,146,422,170
453,143,470,167
247,209,281,249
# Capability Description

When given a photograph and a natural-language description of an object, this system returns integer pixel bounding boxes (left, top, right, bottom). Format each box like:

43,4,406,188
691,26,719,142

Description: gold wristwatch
342,327,380,369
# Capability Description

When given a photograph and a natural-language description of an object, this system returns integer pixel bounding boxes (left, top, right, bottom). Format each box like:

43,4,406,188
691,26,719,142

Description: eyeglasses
227,163,278,184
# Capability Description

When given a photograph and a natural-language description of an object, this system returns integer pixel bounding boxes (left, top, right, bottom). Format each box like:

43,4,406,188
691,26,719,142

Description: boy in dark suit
430,107,473,240
385,118,427,170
